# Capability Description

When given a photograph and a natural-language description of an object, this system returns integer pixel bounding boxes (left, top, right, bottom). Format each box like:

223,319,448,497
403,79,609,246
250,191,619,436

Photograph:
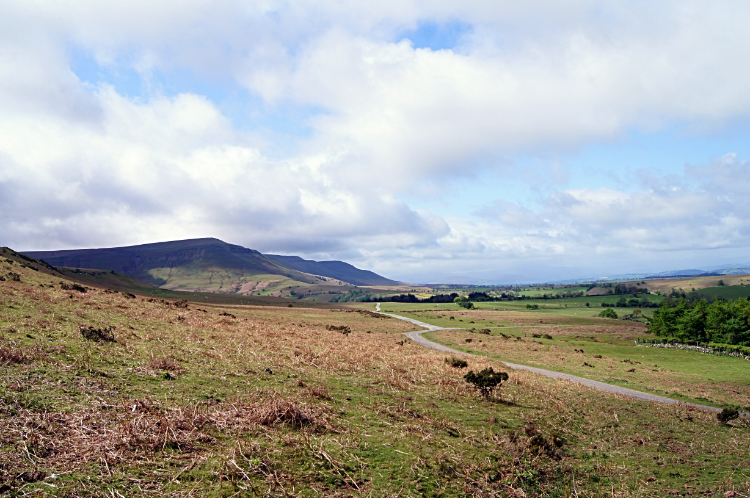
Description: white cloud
2,1,750,282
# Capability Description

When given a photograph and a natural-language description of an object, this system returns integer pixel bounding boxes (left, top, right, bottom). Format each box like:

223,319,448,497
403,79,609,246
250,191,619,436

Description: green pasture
518,285,590,297
690,284,750,300
376,296,659,320
424,328,750,409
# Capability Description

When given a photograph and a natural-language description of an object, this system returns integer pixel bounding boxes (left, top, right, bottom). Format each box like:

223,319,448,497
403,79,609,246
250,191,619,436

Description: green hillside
24,238,332,296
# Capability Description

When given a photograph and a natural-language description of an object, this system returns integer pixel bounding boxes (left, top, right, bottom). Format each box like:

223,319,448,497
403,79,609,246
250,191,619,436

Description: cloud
2,2,750,282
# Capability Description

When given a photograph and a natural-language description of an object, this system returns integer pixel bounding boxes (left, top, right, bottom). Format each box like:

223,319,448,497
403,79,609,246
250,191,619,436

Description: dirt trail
378,308,726,414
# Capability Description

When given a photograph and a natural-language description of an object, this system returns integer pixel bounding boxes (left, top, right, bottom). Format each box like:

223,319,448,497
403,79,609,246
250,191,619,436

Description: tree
464,367,508,398
718,279,726,286
598,308,618,319
454,296,474,309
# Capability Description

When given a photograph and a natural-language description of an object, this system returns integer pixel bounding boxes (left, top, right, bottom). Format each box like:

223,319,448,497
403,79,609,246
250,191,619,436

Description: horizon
3,2,750,283
19,236,750,286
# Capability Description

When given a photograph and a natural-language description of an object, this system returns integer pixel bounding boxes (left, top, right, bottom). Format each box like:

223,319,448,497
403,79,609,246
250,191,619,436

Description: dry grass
147,356,181,373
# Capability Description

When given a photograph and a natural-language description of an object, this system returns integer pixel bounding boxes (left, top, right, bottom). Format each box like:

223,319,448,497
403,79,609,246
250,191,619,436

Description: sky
2,1,750,284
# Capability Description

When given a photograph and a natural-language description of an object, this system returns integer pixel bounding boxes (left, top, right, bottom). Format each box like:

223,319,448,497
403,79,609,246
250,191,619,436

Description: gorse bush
79,325,116,342
445,357,468,369
464,367,509,398
717,408,739,424
60,282,86,292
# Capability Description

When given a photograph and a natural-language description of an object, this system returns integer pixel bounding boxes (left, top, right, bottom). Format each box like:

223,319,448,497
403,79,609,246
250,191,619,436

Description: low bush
717,408,739,424
464,367,509,398
326,325,351,336
445,357,468,369
79,325,116,342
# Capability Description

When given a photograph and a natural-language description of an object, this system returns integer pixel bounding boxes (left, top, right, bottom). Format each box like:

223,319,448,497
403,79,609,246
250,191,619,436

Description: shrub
526,304,539,310
79,325,116,342
445,357,468,369
598,308,618,319
717,408,739,424
60,282,86,292
464,367,509,398
326,325,351,336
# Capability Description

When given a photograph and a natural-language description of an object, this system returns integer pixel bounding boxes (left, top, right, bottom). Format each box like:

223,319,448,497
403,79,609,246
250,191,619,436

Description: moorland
1,247,749,497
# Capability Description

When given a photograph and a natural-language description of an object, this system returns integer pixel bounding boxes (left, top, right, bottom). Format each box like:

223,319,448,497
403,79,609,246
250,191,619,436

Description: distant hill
24,238,325,294
23,238,400,297
265,254,400,286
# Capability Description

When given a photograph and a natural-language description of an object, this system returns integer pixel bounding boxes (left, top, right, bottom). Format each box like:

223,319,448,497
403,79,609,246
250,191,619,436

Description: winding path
377,305,725,413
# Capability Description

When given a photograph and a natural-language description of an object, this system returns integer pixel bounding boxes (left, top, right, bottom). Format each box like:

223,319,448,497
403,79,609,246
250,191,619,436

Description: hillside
24,239,401,298
265,254,400,286
645,273,750,293
24,238,333,295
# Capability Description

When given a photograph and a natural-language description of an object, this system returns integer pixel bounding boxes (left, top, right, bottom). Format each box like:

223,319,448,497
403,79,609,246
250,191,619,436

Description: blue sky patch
398,20,472,51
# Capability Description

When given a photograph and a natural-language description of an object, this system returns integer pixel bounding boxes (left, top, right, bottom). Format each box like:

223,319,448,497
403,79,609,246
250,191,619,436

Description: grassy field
1,252,749,496
645,273,750,293
518,286,591,297
374,303,750,408
378,297,659,320
689,284,750,300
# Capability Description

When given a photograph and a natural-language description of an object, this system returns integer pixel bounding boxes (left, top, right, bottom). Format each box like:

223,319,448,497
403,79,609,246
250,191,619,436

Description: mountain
23,238,400,297
24,238,326,294
265,254,400,286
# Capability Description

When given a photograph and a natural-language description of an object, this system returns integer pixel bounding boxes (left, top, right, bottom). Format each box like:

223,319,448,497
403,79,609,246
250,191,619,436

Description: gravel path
378,309,725,413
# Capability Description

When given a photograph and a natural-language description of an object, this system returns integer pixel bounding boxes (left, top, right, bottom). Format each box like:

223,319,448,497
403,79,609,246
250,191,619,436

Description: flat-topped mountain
23,238,398,296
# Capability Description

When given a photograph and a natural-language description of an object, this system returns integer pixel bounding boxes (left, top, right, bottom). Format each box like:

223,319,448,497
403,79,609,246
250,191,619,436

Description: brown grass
147,356,181,373
0,341,45,365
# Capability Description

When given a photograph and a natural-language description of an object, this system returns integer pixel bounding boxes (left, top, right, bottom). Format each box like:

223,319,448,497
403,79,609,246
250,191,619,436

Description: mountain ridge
265,254,400,286
23,238,399,292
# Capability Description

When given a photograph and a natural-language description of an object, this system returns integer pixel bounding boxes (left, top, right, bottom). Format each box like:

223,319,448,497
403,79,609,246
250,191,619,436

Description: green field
518,285,591,297
424,328,750,409
377,295,660,320
690,284,750,300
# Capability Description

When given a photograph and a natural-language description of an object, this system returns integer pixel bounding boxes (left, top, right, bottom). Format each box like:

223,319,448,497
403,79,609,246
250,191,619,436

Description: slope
265,254,400,286
24,238,323,295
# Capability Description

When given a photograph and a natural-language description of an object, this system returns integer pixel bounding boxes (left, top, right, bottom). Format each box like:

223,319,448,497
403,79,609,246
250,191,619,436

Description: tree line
648,297,750,346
